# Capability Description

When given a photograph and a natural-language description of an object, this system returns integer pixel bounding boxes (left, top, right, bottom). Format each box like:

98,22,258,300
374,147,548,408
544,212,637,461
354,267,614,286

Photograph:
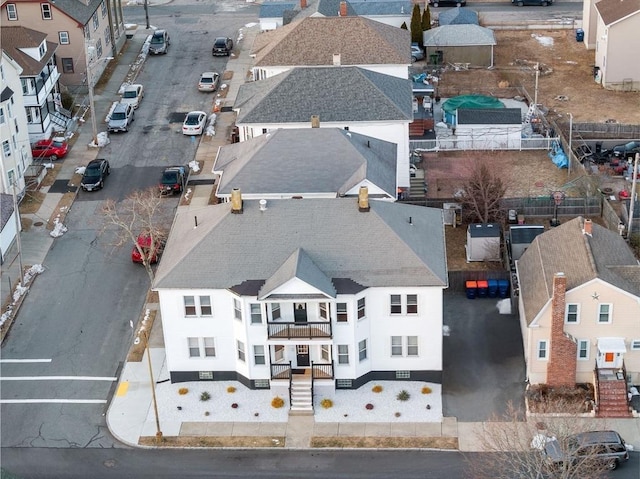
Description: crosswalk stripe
0,359,52,363
0,399,107,404
0,376,117,381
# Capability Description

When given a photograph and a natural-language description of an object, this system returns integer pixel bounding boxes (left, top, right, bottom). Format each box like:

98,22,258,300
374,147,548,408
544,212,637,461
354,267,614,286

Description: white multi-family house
1,26,69,141
234,66,413,188
516,217,640,417
153,192,448,413
213,128,398,201
251,15,411,81
0,0,126,87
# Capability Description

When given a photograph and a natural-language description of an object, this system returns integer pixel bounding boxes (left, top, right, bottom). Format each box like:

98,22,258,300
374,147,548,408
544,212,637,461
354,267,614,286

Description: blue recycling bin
466,281,477,299
488,279,499,298
477,280,489,298
576,29,584,42
498,279,510,298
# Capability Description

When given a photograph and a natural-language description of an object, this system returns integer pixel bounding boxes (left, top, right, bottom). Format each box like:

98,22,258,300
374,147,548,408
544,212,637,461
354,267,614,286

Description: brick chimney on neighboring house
339,1,347,16
546,272,577,387
300,0,307,9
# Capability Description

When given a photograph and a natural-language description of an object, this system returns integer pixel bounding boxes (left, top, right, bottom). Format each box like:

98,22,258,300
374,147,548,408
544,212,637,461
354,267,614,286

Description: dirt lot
436,29,640,124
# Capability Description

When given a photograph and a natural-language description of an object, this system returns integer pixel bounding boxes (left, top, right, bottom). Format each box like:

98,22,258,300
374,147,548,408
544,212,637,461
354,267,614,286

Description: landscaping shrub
231,403,238,409
271,396,285,408
421,386,432,394
227,386,236,393
200,391,211,401
365,403,374,410
178,387,189,395
371,385,383,393
396,390,410,401
320,398,333,409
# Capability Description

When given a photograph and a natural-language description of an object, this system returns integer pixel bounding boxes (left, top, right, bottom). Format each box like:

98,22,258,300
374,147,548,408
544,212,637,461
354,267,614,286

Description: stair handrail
593,360,600,414
310,361,315,411
287,361,293,409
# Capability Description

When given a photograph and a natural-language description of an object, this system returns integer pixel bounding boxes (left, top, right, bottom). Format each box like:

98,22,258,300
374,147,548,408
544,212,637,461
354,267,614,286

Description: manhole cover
143,125,153,132
34,221,44,227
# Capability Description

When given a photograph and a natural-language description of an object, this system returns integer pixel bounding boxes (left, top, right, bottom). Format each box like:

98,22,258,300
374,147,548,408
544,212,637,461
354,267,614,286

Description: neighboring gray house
349,0,413,28
259,1,297,31
213,128,398,201
422,24,496,67
234,66,413,188
437,7,478,26
251,16,411,81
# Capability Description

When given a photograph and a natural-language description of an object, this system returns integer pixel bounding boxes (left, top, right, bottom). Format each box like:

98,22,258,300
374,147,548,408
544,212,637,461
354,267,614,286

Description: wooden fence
425,196,602,217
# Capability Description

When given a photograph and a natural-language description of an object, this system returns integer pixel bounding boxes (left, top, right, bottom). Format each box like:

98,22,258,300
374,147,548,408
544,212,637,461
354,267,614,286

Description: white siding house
153,193,448,411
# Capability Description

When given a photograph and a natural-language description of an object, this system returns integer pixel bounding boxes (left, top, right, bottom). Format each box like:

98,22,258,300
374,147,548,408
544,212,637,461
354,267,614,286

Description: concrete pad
205,422,234,436
338,423,366,436
313,422,340,436
231,422,263,436
364,423,392,437
285,415,314,448
180,422,208,436
416,422,444,437
442,416,458,437
259,422,288,436
457,422,487,452
388,422,418,437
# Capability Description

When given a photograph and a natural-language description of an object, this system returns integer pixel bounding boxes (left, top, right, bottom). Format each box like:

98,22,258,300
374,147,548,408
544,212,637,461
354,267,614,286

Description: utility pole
11,181,25,285
84,40,99,147
627,152,639,243
533,62,539,116
144,0,150,29
568,112,573,178
143,327,163,443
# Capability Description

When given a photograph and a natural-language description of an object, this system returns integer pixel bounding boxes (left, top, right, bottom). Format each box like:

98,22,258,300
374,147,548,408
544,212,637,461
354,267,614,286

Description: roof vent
311,115,320,128
231,188,243,214
259,199,267,211
332,53,341,66
583,218,592,236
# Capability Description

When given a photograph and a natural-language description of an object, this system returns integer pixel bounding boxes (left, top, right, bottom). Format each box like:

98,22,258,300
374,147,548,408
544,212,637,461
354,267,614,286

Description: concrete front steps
289,375,314,416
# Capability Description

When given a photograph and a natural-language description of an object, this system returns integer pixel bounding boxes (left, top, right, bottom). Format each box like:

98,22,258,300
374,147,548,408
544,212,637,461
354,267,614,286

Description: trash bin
477,280,489,298
465,281,477,299
488,279,499,298
498,279,510,298
576,29,584,42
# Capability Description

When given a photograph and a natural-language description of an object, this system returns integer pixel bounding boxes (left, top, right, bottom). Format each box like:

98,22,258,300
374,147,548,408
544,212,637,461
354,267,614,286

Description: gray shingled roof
457,108,522,125
258,248,337,298
595,0,640,26
260,2,297,18
1,27,57,76
1,193,15,231
291,0,358,20
253,16,411,66
423,24,496,47
48,0,102,25
235,67,413,124
350,0,413,16
154,198,448,290
517,217,640,324
213,128,397,197
437,7,479,26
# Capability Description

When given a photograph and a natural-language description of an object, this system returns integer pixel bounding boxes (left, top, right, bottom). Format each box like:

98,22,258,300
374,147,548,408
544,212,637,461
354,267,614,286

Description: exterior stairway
289,374,313,416
597,378,631,418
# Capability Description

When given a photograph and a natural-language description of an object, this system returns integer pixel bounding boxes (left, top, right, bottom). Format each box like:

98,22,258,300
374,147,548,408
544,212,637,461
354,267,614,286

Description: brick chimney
300,0,307,8
358,186,370,212
339,1,347,16
583,218,592,236
546,272,577,387
231,188,243,214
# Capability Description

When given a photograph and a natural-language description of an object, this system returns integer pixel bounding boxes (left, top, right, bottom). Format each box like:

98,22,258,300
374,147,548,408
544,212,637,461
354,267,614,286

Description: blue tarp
548,140,568,169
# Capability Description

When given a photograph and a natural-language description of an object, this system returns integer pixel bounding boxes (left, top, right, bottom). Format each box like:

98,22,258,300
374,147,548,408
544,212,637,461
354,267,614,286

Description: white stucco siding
455,126,522,150
600,17,640,87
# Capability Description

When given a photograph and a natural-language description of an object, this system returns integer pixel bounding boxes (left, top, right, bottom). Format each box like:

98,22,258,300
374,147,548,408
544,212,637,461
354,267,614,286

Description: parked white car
121,84,144,109
182,111,207,136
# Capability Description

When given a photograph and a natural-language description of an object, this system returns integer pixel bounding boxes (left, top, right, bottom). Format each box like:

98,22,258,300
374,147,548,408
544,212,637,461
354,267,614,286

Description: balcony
267,321,332,339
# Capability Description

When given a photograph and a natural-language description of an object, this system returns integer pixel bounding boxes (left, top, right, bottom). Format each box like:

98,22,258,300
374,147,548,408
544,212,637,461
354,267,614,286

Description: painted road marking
0,376,117,381
116,381,129,396
0,359,52,363
0,399,107,404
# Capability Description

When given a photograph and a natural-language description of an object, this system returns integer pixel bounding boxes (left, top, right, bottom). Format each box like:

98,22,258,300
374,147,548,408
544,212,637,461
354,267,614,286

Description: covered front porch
593,338,631,418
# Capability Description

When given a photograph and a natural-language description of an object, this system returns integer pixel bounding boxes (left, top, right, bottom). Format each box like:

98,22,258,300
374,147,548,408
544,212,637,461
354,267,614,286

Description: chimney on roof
333,53,341,66
259,199,267,211
339,1,347,16
311,115,320,128
583,218,592,236
546,272,577,388
300,0,307,8
358,186,370,212
231,188,243,214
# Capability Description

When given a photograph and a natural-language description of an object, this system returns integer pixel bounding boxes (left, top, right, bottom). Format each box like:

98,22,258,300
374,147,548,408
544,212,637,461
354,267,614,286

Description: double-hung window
390,295,402,314
41,3,52,19
319,302,329,319
233,298,242,320
597,304,612,323
565,303,579,323
237,340,246,362
250,303,262,324
537,340,548,360
389,294,419,315
391,336,403,356
0,108,5,125
357,297,366,319
2,140,11,157
336,302,347,322
391,336,419,357
58,31,70,45
183,295,212,317
253,345,265,365
577,339,589,360
337,345,349,364
358,339,368,362
270,303,281,320
6,4,17,20
188,337,216,358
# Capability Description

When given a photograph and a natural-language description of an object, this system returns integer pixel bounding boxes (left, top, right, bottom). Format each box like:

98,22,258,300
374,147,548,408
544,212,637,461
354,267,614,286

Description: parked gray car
149,29,170,54
543,430,630,471
108,102,135,133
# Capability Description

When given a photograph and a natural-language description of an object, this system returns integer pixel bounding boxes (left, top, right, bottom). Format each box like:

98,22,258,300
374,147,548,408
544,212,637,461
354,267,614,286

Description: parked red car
31,138,69,161
131,232,164,264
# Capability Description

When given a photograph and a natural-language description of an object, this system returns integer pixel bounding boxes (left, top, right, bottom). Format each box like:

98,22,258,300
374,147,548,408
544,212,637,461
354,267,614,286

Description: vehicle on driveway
81,158,110,191
182,111,207,136
612,140,640,159
542,430,630,471
159,166,186,195
131,231,164,264
31,138,69,161
120,84,144,109
108,102,135,133
149,29,170,54
198,72,220,92
512,0,552,5
212,37,233,56
411,44,424,63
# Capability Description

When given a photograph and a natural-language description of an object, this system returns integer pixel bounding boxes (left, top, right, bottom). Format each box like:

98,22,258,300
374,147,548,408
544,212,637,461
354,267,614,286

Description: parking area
442,292,526,422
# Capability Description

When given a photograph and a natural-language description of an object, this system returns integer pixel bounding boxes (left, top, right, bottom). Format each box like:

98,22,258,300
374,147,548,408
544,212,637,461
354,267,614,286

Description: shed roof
457,108,522,125
423,24,496,47
468,223,501,238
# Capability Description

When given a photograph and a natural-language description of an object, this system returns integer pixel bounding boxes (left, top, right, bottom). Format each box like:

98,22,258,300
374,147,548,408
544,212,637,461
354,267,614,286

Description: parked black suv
543,430,630,471
212,37,233,56
81,159,110,192
159,166,186,195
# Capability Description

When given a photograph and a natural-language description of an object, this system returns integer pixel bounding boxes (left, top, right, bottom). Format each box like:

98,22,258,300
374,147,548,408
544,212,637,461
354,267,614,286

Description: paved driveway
442,292,526,422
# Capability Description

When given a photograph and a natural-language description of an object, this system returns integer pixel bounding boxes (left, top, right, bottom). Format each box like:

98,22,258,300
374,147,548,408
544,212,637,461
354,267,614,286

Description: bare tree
102,187,168,283
467,402,615,479
458,160,507,224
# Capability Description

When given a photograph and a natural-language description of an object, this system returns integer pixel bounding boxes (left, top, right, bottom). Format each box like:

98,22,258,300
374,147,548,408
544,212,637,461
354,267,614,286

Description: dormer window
39,42,46,58
41,3,52,20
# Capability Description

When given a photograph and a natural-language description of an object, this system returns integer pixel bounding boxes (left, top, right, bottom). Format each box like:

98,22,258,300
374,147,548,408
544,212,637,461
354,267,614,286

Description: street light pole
84,41,99,147
144,0,150,29
143,327,163,443
627,152,639,243
568,112,573,178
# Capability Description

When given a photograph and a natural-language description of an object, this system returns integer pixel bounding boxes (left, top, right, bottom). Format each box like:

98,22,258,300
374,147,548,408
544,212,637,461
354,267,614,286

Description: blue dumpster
466,281,477,299
576,29,584,42
488,279,499,298
477,280,489,298
498,279,510,298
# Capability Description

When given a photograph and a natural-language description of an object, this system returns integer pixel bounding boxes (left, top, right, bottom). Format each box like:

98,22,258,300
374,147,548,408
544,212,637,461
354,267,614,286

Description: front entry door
294,303,307,323
296,345,310,367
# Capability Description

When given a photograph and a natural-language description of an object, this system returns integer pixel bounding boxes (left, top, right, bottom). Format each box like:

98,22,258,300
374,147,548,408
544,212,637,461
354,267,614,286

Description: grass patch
127,310,157,362
40,164,61,187
19,191,46,214
139,436,286,448
311,436,458,449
